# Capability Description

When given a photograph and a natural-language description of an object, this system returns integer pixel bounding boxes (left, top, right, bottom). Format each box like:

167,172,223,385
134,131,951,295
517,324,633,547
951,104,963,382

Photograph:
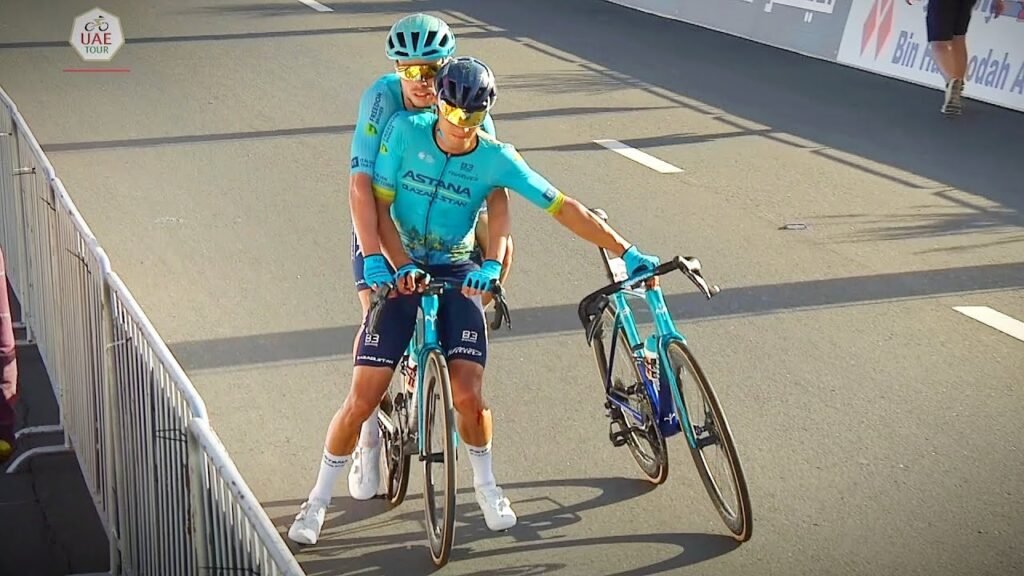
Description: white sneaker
348,443,381,501
287,498,327,545
475,485,517,531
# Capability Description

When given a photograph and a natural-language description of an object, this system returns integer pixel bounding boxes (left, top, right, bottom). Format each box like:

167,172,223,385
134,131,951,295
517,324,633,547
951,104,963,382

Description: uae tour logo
70,8,125,62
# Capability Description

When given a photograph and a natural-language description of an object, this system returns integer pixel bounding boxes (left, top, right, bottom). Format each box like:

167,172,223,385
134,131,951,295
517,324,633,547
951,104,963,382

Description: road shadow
169,260,1024,371
263,475,738,575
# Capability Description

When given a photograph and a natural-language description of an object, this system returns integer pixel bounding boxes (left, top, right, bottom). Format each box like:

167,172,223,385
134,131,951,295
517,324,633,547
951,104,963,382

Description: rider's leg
288,362,395,545
439,288,517,531
288,285,415,546
348,232,394,500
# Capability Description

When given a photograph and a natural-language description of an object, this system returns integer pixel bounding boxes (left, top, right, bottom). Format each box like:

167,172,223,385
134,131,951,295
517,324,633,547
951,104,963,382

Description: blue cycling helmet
385,14,456,61
434,57,497,111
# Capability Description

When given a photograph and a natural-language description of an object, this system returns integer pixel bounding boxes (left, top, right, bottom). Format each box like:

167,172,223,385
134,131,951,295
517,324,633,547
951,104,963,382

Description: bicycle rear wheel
591,306,668,484
665,340,752,541
421,349,457,566
379,357,412,506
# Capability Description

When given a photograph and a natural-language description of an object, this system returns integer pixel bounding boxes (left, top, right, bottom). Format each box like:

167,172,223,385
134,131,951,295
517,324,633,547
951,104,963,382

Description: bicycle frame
602,284,693,443
581,253,719,452
407,293,453,455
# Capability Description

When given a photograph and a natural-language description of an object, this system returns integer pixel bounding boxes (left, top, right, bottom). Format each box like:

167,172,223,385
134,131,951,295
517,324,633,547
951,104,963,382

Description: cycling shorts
926,0,976,42
354,261,488,368
352,230,483,291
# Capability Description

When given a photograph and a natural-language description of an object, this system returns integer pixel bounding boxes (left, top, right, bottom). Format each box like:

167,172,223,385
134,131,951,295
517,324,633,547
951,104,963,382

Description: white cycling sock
309,449,350,504
357,408,380,448
465,442,496,490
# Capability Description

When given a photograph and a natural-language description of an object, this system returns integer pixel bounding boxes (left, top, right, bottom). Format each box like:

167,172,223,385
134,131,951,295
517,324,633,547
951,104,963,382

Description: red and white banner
836,0,1024,112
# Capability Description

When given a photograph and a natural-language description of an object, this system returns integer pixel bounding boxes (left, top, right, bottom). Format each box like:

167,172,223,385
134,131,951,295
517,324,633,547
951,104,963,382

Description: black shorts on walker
926,0,977,43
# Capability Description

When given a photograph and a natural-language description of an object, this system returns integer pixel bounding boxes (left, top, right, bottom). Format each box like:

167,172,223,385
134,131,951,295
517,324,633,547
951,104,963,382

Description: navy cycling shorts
926,0,976,42
354,261,488,368
351,230,483,292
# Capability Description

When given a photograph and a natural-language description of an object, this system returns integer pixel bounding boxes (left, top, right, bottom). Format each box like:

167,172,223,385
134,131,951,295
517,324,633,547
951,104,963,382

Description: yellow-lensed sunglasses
395,62,442,82
437,98,488,128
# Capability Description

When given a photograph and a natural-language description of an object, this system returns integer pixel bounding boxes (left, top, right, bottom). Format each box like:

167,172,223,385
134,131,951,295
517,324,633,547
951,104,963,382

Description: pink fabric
0,246,17,445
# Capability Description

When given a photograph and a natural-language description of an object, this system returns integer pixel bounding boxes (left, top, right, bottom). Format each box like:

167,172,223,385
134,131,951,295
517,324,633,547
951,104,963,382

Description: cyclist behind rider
287,55,661,544
341,12,513,512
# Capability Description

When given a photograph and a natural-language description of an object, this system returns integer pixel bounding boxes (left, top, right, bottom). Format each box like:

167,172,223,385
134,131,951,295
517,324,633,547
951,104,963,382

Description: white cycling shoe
475,484,517,531
348,443,381,501
287,497,327,545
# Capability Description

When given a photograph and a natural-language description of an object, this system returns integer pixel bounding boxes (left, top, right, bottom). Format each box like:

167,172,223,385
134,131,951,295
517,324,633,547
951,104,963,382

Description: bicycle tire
421,349,458,566
591,306,669,484
380,361,411,506
665,340,752,542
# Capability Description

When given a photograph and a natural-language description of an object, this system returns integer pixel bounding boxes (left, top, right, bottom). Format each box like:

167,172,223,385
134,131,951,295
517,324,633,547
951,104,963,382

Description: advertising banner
604,0,854,60
836,0,1024,112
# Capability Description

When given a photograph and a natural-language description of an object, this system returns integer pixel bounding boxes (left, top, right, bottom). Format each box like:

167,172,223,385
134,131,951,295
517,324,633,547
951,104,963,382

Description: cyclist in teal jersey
294,56,661,539
289,14,513,546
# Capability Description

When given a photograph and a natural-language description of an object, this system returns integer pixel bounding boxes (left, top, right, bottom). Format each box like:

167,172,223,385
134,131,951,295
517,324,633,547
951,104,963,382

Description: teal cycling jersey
350,73,496,176
372,111,567,266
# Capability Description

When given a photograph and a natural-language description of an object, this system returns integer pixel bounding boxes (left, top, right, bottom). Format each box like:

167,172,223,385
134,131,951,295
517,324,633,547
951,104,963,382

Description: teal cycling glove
362,254,394,289
623,246,660,277
463,259,502,292
396,262,430,285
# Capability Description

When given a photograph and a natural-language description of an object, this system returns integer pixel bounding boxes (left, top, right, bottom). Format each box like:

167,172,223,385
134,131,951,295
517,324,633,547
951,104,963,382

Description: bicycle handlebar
365,279,512,337
576,255,720,342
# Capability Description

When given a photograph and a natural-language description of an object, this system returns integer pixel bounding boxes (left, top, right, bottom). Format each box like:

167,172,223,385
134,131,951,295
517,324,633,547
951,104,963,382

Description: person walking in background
909,0,1006,115
0,246,17,465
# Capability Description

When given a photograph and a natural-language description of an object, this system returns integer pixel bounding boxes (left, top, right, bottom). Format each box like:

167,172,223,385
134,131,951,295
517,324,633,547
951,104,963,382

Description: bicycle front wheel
665,340,752,542
421,349,457,566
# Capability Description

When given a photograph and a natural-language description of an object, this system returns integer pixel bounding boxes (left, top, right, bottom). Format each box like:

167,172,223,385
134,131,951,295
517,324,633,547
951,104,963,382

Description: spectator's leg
948,1,976,109
0,247,18,462
926,0,966,115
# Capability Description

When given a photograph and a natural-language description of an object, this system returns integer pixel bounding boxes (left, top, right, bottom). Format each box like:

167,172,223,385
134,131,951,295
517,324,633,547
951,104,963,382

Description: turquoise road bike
577,208,752,542
364,279,510,567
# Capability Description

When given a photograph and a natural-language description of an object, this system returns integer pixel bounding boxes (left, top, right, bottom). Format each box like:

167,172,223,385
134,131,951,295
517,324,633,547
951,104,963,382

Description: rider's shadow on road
264,475,739,576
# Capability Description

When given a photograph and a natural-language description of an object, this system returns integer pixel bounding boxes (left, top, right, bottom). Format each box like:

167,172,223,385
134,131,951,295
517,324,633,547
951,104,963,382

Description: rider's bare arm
350,172,383,257
483,188,510,264
375,197,411,270
551,196,631,256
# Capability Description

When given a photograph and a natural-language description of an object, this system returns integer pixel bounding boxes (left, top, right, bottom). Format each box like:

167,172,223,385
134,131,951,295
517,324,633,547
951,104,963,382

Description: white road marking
593,139,683,174
297,0,333,12
953,306,1024,343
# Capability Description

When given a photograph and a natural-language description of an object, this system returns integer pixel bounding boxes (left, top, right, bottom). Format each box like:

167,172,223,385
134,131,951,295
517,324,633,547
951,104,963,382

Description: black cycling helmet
434,56,497,112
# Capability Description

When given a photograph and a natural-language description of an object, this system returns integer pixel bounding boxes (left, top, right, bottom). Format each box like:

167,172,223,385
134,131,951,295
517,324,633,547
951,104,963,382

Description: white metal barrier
0,85,306,576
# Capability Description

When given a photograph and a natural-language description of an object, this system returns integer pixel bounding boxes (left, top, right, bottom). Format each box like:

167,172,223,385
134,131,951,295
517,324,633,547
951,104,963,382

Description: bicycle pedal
608,421,629,448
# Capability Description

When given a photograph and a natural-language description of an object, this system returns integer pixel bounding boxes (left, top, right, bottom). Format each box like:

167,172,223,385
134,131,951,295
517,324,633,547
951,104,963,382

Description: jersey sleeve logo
379,142,389,154
369,91,384,124
365,123,378,136
542,187,557,202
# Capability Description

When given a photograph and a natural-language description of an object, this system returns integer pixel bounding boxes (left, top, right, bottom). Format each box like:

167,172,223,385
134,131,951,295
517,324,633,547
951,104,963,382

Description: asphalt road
2,0,1023,575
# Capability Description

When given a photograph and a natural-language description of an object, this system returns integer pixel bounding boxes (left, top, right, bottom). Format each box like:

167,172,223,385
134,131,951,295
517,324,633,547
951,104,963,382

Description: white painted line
953,306,1024,343
593,139,684,174
297,0,333,12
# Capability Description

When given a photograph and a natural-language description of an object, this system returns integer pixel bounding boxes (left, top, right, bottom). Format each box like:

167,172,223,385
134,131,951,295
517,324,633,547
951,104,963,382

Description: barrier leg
187,418,210,575
101,278,122,576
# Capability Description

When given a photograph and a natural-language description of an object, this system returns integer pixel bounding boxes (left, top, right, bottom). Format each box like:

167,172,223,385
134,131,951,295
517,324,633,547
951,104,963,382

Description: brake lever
488,281,511,331
584,294,611,346
678,257,720,299
365,283,393,335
